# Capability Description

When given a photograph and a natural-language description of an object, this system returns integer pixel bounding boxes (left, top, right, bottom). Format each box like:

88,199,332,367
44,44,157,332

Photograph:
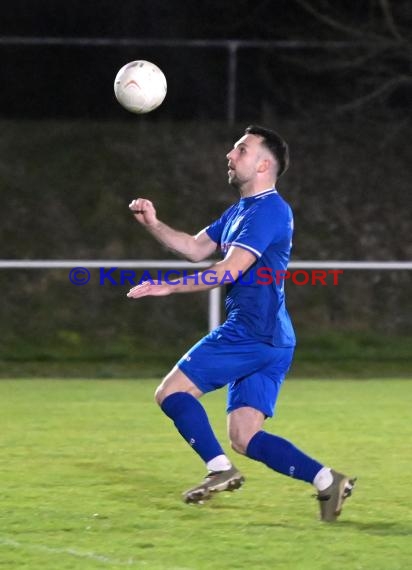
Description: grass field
0,378,411,570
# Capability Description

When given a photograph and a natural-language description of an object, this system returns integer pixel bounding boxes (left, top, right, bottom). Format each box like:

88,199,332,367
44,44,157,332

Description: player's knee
229,435,248,455
230,440,246,455
154,383,165,406
229,427,260,455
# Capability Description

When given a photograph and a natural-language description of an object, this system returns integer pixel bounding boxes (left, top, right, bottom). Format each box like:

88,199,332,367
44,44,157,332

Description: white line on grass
0,536,138,566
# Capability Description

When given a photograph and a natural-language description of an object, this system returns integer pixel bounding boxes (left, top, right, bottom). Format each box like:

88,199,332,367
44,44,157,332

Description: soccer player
127,125,355,522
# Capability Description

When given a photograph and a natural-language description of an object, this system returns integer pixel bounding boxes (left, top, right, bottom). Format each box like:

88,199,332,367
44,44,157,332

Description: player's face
226,134,265,188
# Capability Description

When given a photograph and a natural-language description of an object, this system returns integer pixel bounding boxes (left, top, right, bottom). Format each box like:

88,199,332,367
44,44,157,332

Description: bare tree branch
335,75,412,113
284,1,412,115
293,0,386,41
379,0,406,42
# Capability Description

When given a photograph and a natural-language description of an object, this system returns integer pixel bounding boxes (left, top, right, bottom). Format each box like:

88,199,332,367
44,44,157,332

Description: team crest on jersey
231,215,245,232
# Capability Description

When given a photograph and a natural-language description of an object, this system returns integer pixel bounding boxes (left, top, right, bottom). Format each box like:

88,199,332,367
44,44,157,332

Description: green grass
0,379,411,569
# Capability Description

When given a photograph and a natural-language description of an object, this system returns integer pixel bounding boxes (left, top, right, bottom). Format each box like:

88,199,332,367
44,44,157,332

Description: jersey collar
251,188,278,200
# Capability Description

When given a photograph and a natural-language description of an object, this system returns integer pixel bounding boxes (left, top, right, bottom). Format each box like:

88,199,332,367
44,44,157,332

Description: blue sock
246,431,323,483
161,392,225,464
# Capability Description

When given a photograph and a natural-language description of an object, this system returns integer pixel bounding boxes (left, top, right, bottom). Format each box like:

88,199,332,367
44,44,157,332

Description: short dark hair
244,124,289,178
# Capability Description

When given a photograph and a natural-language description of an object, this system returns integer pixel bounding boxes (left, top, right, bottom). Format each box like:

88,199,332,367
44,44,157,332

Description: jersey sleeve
232,201,292,258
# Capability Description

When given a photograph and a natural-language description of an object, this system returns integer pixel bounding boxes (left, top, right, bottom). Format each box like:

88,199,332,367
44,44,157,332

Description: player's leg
155,364,203,403
227,405,266,455
227,349,356,521
155,365,228,469
155,365,244,503
229,407,355,521
228,404,325,482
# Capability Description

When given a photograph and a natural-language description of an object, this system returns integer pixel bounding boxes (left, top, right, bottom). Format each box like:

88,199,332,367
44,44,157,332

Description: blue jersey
206,188,296,348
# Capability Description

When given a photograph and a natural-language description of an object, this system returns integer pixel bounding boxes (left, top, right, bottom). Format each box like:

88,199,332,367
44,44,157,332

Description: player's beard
229,178,240,190
228,170,242,190
229,172,249,193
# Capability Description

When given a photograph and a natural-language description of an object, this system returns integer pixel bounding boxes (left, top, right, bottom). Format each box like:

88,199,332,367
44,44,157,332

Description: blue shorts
177,323,294,418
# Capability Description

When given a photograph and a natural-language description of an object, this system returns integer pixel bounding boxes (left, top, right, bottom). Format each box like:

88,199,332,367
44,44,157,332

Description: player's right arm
129,198,217,262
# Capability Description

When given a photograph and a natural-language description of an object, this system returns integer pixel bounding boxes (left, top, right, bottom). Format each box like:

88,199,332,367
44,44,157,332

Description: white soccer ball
114,60,167,114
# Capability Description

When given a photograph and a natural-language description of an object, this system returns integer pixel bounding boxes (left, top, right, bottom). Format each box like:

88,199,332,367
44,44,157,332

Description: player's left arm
126,245,256,299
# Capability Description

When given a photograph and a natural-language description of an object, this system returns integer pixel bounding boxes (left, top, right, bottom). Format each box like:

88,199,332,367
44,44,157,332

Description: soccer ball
114,60,167,114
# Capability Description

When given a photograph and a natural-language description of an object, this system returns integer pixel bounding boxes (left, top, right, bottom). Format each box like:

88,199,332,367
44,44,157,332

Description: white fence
1,259,411,332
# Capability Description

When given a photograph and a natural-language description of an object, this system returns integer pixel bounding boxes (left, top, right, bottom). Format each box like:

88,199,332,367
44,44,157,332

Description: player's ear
257,158,270,173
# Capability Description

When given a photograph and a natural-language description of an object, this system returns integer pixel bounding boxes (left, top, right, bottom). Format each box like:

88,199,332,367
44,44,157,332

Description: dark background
0,1,411,377
1,0,411,120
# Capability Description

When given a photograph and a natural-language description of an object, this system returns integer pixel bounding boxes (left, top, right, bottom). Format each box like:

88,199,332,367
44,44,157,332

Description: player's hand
126,280,172,299
129,198,157,226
